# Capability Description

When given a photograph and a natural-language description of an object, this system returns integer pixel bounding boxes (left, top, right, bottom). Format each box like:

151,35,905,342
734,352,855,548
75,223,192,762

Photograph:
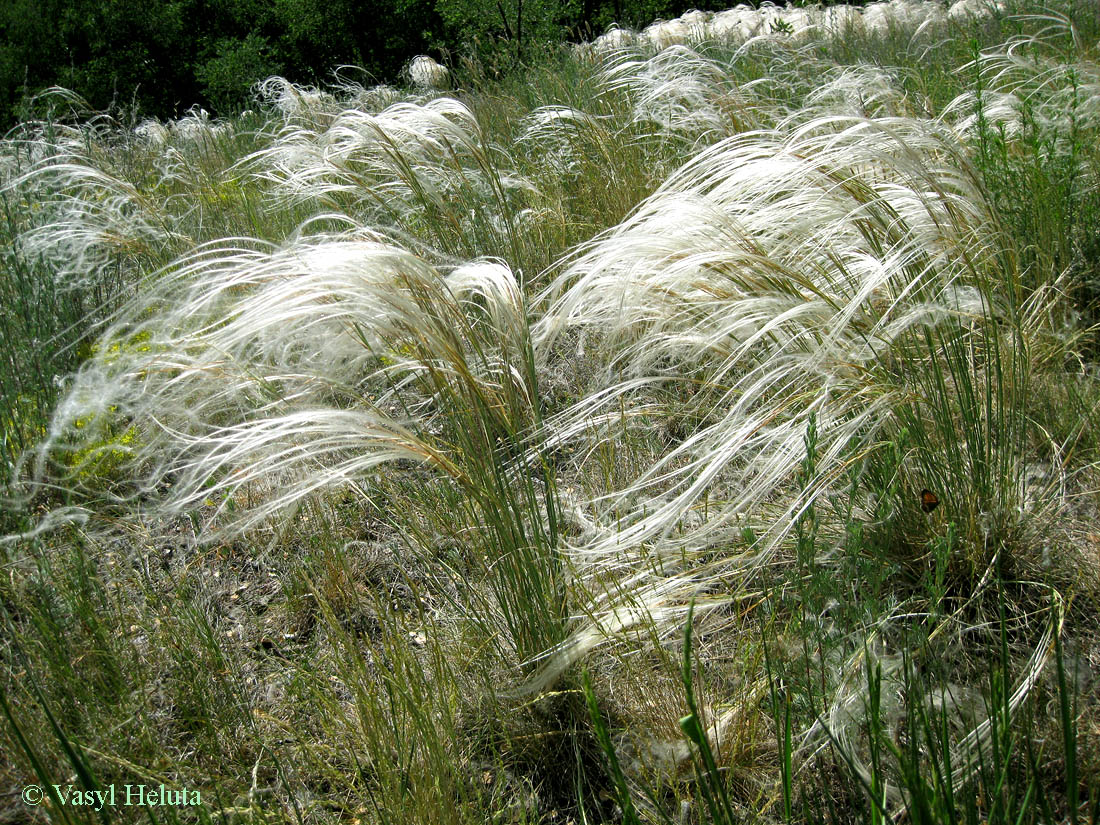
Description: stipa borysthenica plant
599,44,761,142
944,12,1100,315
0,96,162,521
526,98,1087,768
489,47,734,277
0,84,289,323
0,85,431,524
4,95,187,284
20,228,568,668
243,96,538,268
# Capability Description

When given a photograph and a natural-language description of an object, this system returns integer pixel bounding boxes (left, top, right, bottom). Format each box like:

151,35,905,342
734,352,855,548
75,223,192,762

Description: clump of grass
18,234,569,668
530,108,1053,673
243,96,537,265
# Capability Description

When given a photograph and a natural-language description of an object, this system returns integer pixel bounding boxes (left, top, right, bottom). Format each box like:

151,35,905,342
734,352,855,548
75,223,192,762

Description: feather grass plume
531,109,1049,681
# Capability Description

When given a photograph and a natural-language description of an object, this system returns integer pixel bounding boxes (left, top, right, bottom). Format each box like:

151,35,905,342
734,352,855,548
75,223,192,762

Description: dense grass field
4,1,1100,822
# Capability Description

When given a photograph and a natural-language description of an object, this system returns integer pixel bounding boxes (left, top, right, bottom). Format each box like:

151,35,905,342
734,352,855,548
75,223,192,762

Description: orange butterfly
920,489,940,513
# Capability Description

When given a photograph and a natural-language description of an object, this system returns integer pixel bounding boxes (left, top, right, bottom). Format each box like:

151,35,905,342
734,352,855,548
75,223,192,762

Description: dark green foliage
1,0,744,130
0,0,201,127
196,33,279,113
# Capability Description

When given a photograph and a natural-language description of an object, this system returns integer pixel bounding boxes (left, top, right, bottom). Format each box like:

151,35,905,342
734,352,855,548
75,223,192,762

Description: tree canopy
0,0,741,128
